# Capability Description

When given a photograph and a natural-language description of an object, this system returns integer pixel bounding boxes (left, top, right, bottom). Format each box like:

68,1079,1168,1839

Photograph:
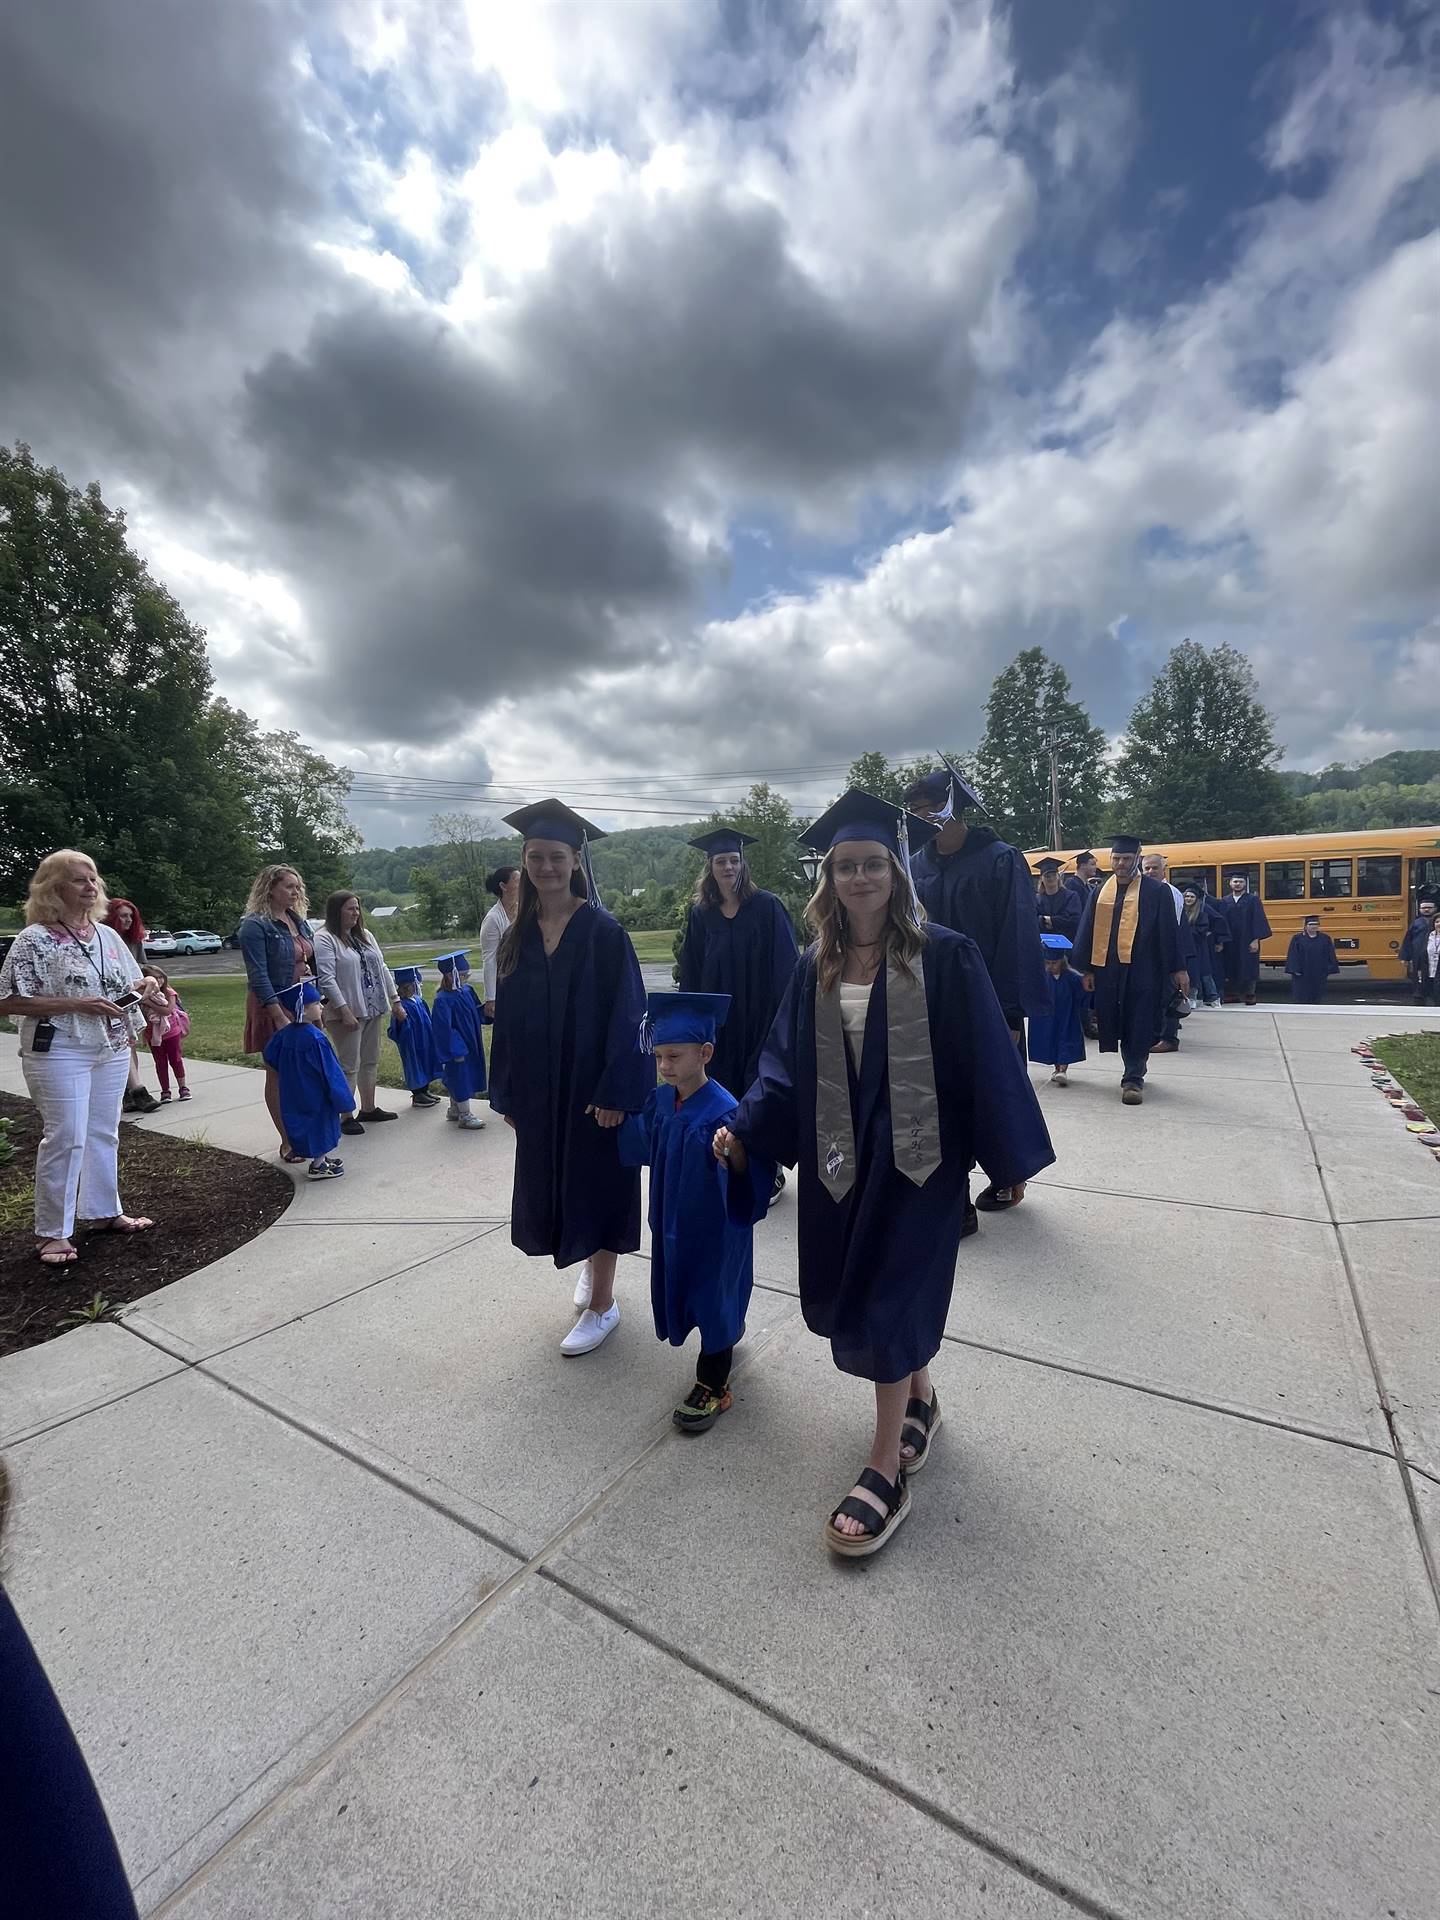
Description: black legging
696,1345,734,1391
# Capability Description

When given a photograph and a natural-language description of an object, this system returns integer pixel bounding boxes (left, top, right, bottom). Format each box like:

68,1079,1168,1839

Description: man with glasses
1401,892,1440,1005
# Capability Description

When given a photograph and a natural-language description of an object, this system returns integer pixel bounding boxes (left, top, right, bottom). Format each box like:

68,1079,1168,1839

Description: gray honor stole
814,958,943,1200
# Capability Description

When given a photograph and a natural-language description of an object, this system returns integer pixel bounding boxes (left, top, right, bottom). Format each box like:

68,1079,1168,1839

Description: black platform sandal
899,1390,942,1473
824,1466,910,1559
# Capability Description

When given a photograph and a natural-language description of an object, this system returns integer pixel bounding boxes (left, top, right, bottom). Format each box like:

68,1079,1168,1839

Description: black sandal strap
904,1395,936,1430
854,1465,903,1511
831,1496,887,1537
900,1423,928,1454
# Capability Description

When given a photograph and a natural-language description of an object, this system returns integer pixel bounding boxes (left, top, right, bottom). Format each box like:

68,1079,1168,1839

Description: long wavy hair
242,864,309,921
497,852,587,980
104,896,149,950
693,856,759,909
806,847,927,996
23,850,110,928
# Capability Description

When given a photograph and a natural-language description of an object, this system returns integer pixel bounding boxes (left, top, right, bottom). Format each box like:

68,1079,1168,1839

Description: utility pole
1044,734,1067,850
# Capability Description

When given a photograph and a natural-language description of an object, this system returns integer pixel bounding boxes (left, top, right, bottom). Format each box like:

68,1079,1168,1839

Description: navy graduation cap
689,827,758,858
904,752,985,818
1035,855,1064,874
640,990,732,1052
798,789,941,859
1110,834,1142,855
432,949,470,973
502,798,606,850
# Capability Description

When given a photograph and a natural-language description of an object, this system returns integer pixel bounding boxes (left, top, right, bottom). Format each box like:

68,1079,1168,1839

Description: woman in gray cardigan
311,892,403,1135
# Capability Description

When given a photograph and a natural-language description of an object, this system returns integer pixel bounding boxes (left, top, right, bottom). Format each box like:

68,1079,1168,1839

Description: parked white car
168,929,222,955
145,930,176,955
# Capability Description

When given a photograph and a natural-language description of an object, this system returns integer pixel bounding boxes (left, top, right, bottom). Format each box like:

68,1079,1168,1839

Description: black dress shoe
357,1107,397,1122
340,1117,366,1136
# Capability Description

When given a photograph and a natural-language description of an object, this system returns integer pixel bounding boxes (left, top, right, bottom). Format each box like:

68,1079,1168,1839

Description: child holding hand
143,965,190,1102
620,992,773,1432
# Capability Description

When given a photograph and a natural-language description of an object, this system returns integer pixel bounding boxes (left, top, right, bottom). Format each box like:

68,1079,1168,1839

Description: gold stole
814,959,943,1201
1087,875,1140,967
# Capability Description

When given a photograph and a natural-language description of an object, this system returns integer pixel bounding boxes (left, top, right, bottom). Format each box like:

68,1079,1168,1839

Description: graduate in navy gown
388,965,440,1107
1399,892,1439,1003
1285,915,1340,1001
1181,885,1225,1007
489,799,652,1358
1071,835,1186,1104
715,790,1054,1560
431,950,488,1129
619,992,774,1432
262,981,353,1178
1220,873,1272,1004
678,828,799,1176
1028,934,1087,1084
1033,856,1081,942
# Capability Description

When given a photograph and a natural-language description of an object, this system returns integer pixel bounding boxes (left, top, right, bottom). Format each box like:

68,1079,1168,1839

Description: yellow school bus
1036,828,1440,980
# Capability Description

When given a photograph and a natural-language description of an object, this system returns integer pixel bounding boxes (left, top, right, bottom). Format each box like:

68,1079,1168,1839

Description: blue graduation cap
393,965,423,985
1040,933,1073,951
432,950,469,973
276,980,321,1018
502,797,605,905
689,827,758,858
640,991,732,1053
798,789,941,860
903,752,985,818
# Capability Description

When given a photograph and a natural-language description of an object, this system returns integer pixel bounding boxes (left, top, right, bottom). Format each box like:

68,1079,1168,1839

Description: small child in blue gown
619,992,773,1432
388,965,441,1108
262,981,355,1179
1028,934,1088,1087
431,950,487,1130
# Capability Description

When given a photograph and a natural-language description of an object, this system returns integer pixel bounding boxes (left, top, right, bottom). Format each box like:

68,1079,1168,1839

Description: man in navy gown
1072,835,1186,1105
1220,873,1272,1005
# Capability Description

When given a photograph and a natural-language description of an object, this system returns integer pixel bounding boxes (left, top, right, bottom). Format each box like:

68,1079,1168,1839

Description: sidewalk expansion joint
540,1567,1136,1920
1028,1175,1329,1226
1276,1027,1440,1624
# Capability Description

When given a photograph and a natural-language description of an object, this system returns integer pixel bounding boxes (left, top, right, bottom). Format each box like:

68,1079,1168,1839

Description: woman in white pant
0,850,168,1267
311,891,403,1136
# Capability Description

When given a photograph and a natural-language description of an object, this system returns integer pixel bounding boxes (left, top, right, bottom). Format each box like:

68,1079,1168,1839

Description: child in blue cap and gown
489,799,652,1357
678,829,799,1184
715,790,1054,1560
620,992,775,1431
431,952,487,1129
388,965,440,1107
1028,934,1087,1085
262,981,354,1179
1285,915,1339,1002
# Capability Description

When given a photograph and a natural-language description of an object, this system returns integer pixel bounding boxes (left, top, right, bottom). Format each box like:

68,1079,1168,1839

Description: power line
342,760,857,791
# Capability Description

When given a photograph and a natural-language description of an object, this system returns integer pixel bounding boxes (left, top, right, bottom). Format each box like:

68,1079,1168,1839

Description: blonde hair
806,847,927,996
243,864,309,921
23,849,109,927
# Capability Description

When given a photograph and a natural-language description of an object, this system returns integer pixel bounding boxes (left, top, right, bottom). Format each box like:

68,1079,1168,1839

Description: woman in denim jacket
238,864,316,1161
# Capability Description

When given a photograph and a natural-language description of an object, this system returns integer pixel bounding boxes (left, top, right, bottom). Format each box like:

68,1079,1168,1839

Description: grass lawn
1370,1032,1440,1124
377,928,675,967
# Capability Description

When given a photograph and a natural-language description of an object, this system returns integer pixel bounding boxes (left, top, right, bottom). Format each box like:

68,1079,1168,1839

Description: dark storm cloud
0,0,329,483
238,184,980,741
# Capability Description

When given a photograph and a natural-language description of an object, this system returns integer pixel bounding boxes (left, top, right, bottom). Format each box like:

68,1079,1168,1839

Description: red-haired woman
104,898,159,1112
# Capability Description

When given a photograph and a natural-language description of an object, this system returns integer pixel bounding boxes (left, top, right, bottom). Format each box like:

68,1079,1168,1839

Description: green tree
408,864,456,936
842,751,948,808
1109,640,1300,840
972,648,1108,849
0,443,255,918
429,811,501,932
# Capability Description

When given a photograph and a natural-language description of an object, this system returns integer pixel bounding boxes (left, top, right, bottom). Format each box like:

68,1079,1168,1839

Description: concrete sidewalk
2,1006,1438,1918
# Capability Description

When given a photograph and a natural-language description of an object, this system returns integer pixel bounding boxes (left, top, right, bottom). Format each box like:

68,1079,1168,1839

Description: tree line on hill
3,443,1434,936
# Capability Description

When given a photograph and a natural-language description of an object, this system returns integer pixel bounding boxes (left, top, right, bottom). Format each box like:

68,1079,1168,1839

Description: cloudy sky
2,0,1436,845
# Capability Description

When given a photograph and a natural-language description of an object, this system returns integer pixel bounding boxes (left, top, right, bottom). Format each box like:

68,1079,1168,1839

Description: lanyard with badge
60,923,139,1047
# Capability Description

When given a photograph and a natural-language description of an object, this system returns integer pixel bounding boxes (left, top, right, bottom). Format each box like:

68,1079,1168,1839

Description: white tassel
638,1013,655,1056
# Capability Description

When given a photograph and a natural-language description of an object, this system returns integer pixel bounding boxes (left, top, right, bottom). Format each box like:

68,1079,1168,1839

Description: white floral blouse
0,923,146,1052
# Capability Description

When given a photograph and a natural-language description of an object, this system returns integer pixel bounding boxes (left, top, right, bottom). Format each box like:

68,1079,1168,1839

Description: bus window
1264,860,1306,900
1409,856,1440,899
1170,864,1216,897
1357,856,1402,897
1310,858,1353,898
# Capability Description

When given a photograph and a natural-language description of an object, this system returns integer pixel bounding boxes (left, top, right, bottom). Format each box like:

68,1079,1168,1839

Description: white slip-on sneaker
560,1303,619,1356
573,1260,594,1308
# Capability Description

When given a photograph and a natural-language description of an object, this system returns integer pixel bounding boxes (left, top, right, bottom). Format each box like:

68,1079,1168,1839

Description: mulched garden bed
0,1090,292,1359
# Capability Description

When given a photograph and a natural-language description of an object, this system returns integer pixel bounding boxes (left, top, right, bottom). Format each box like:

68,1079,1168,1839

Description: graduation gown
677,891,800,1101
619,1079,773,1352
1072,875,1182,1063
1027,967,1087,1067
910,826,1050,1026
730,927,1055,1381
1285,932,1339,1001
490,903,651,1266
262,1023,354,1158
1220,892,1271,989
1400,917,1439,984
388,995,440,1091
1034,885,1081,942
431,986,487,1101
1185,901,1225,986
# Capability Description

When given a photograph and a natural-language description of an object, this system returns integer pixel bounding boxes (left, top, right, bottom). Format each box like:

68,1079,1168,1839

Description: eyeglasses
832,857,892,881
